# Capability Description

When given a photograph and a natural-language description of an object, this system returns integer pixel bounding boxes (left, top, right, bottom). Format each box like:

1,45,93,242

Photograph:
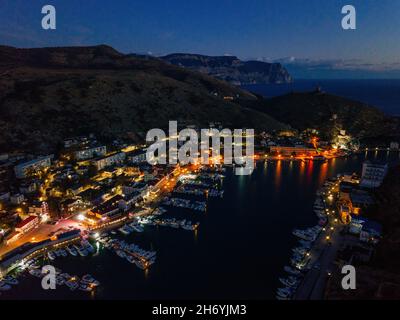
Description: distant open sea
243,79,400,116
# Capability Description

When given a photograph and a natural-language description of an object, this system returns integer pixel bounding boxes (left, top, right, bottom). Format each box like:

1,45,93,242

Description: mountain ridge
161,53,292,85
0,45,287,153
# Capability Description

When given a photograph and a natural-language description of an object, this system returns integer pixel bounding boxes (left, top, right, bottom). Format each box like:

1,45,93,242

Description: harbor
1,151,399,299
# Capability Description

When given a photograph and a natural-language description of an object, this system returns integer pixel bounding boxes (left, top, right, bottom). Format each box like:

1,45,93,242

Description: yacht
65,280,79,291
119,226,131,235
292,229,317,242
276,287,293,299
82,240,95,253
74,245,88,257
279,277,299,287
126,255,135,264
79,283,93,292
47,251,56,261
130,223,144,233
60,273,72,281
134,260,147,270
3,275,19,285
0,281,11,291
116,250,126,259
56,276,65,286
66,245,78,256
81,274,100,286
284,266,302,276
28,268,42,277
298,240,312,248
292,247,308,255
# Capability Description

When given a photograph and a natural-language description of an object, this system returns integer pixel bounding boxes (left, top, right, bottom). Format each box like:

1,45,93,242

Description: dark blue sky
1,0,399,77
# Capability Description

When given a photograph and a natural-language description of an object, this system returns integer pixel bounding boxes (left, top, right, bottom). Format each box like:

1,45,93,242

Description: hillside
254,90,399,141
0,45,287,153
161,53,292,85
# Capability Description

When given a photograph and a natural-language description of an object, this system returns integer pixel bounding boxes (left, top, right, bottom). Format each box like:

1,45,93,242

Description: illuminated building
360,161,388,188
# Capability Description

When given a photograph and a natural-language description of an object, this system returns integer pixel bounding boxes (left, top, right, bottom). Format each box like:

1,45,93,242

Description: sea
242,79,400,116
2,151,400,300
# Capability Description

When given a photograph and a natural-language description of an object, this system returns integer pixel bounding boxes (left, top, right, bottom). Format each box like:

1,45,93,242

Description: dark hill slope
256,91,399,141
0,45,287,153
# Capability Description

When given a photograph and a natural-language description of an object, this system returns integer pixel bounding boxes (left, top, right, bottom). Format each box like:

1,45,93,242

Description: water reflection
318,162,329,186
306,160,313,183
299,160,305,183
275,160,282,188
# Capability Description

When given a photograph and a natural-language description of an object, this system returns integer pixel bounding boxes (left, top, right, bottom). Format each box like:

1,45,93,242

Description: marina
1,152,399,299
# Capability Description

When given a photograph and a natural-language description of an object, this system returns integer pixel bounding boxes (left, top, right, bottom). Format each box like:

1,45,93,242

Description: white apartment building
14,155,52,179
75,145,107,160
360,161,388,188
93,152,126,171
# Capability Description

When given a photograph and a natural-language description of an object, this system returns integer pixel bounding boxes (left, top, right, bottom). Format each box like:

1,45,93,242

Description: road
0,164,195,259
294,225,344,300
0,218,83,258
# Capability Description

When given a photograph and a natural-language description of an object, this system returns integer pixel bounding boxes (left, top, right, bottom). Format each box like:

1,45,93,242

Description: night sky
1,0,399,77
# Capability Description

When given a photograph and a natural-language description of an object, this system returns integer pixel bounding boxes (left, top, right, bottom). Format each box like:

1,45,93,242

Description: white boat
82,240,95,253
130,224,144,233
81,274,100,286
277,286,294,296
66,245,78,256
56,276,65,286
3,275,19,285
29,269,43,278
126,255,135,264
116,250,126,259
0,281,11,291
119,226,131,235
298,240,312,248
292,246,309,255
65,280,79,291
284,266,302,275
134,260,147,270
292,230,317,242
47,251,56,261
74,245,88,257
79,283,93,292
60,273,72,280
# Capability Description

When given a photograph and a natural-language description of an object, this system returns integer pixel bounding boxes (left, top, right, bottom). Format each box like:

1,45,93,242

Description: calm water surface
3,151,399,300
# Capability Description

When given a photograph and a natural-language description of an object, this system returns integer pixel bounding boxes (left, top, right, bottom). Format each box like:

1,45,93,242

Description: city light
78,214,85,221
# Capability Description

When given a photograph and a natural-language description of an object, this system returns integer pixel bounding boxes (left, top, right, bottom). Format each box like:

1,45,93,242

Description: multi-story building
390,142,399,150
88,195,127,219
14,155,53,179
19,180,39,194
128,149,147,164
15,215,39,234
10,193,25,205
74,145,106,160
93,152,126,171
360,161,388,188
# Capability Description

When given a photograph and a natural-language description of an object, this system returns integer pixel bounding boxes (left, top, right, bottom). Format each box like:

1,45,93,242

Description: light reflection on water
2,151,399,300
